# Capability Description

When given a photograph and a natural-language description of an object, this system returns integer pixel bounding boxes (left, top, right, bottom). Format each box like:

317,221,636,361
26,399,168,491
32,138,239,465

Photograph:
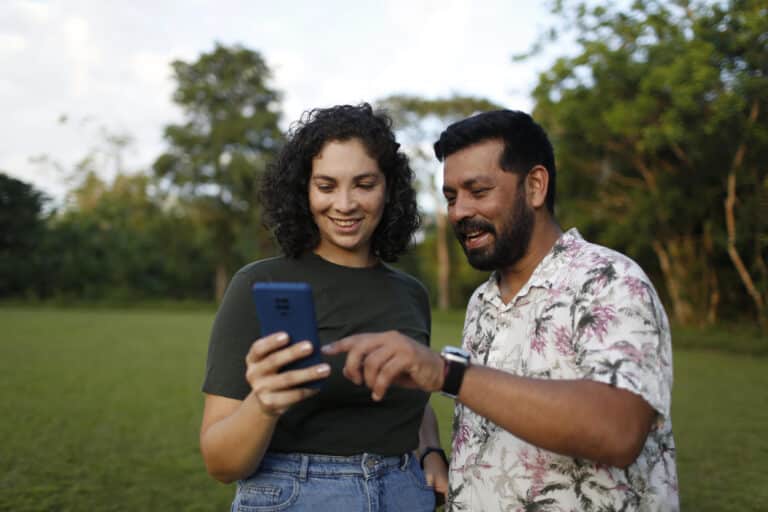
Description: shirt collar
478,228,585,307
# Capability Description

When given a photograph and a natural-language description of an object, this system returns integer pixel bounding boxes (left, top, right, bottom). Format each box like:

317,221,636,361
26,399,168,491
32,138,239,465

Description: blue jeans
231,452,436,511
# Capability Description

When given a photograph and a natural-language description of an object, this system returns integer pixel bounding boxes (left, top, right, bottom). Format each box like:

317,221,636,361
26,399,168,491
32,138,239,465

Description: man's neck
497,218,562,304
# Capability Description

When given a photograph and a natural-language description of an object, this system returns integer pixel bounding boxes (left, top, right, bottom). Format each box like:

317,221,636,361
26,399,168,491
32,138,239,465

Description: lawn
1,307,766,511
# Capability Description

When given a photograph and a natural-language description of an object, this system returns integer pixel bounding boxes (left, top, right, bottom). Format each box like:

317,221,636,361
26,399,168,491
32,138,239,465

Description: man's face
442,139,534,271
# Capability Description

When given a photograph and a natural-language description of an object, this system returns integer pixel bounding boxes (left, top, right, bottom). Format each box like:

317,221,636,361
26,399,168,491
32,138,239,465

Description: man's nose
448,196,475,224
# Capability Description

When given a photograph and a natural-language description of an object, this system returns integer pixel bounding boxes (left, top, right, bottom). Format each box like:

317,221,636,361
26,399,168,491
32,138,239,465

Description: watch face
442,346,470,363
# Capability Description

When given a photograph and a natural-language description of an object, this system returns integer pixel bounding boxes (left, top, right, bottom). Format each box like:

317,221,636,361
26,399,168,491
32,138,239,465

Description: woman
200,103,448,511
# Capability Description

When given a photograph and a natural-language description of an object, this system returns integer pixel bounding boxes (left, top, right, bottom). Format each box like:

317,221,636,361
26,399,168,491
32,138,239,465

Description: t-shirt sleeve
419,282,432,347
202,269,261,400
578,263,674,420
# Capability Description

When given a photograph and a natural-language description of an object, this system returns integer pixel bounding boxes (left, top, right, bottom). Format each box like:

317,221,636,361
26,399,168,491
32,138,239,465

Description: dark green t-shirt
202,252,431,456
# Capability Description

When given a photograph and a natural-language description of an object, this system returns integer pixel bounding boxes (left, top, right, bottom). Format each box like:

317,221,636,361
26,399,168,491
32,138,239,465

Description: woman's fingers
248,362,330,392
246,335,317,378
245,332,291,364
255,387,321,416
250,363,330,415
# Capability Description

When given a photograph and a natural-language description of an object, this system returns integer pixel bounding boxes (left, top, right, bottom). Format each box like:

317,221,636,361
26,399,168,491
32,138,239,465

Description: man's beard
453,191,535,271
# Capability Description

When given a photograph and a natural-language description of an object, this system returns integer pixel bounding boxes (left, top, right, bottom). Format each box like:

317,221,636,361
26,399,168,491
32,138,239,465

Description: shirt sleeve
577,261,674,420
201,268,261,400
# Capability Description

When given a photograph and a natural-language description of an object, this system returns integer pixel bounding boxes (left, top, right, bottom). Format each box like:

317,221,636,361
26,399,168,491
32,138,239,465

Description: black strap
419,447,449,468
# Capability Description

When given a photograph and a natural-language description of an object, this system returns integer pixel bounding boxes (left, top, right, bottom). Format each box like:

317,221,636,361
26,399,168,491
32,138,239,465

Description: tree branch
724,100,764,316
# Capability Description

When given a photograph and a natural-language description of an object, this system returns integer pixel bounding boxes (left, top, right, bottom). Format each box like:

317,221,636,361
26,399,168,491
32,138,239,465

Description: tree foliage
153,43,283,300
0,133,218,302
529,0,768,327
0,173,48,296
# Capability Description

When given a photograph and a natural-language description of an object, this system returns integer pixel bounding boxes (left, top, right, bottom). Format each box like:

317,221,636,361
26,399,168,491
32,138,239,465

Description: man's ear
525,165,549,209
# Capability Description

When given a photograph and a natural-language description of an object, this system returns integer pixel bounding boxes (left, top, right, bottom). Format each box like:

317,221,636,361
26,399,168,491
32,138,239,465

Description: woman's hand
422,451,449,506
245,332,330,417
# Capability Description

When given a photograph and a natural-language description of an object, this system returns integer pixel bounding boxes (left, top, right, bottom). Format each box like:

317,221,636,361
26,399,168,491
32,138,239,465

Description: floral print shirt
447,229,679,512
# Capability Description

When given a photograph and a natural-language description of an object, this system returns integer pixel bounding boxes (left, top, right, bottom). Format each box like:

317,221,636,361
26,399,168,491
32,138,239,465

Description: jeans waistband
256,452,412,480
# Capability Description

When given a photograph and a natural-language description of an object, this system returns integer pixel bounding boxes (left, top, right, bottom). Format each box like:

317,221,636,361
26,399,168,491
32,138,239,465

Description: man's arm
324,332,655,468
457,364,655,468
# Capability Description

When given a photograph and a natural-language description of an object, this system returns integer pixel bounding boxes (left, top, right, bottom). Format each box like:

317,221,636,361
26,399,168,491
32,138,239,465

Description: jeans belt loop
299,454,309,481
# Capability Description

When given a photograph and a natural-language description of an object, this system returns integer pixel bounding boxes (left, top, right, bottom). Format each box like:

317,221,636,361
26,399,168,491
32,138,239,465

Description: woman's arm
200,333,330,483
418,403,448,502
200,393,279,483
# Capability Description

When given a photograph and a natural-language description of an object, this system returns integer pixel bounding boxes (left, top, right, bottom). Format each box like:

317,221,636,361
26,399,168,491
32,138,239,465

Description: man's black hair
433,110,556,213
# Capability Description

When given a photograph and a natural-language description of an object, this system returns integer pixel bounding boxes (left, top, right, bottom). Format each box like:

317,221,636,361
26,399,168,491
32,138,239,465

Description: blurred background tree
379,94,502,309
528,0,767,328
1,4,766,333
153,43,283,301
0,173,48,297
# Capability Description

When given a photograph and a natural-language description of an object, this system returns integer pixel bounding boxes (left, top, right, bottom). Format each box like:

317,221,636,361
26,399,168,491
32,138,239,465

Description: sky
0,0,560,201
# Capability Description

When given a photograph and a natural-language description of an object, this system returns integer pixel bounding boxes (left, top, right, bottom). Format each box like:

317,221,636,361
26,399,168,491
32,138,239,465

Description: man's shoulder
577,238,650,279
562,235,662,305
555,229,647,279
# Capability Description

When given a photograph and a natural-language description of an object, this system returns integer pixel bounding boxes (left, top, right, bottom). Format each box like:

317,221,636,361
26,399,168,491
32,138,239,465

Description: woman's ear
525,165,549,209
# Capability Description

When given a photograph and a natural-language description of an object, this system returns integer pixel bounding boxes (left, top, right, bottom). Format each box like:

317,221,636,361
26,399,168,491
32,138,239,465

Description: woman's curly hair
260,103,420,262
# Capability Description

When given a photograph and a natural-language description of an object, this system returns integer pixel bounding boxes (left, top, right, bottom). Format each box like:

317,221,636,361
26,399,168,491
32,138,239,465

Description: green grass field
1,307,766,511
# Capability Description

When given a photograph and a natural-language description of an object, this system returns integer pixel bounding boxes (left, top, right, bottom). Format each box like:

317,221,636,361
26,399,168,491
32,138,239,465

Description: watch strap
441,348,469,398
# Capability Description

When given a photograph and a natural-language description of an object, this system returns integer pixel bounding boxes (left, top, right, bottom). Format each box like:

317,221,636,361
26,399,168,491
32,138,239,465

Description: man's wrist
434,351,447,392
439,346,471,398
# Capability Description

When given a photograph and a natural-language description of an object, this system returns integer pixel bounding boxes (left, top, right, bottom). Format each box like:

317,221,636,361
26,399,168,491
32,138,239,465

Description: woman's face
308,138,387,267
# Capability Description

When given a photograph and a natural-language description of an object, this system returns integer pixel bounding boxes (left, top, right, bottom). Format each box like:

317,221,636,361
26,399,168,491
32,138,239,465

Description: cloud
0,33,28,54
11,0,51,23
0,1,555,201
61,16,102,97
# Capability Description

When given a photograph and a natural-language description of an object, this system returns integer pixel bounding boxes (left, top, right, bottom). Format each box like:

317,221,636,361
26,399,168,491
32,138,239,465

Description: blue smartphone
251,282,326,389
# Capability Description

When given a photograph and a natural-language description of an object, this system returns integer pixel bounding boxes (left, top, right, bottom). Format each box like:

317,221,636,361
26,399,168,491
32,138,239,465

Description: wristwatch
440,346,470,398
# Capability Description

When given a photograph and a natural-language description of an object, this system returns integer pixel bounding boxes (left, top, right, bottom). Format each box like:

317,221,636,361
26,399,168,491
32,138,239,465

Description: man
324,110,679,511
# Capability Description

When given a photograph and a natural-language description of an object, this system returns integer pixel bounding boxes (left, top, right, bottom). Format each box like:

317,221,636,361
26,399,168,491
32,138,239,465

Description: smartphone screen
251,282,326,389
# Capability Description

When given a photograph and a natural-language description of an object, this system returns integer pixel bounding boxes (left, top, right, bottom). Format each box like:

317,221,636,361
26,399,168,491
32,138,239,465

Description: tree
0,173,48,296
45,170,215,301
378,94,502,309
526,0,767,328
23,125,217,301
153,43,283,301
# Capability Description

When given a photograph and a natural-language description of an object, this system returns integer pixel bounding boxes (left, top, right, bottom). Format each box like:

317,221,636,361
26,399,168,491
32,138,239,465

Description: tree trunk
652,240,694,325
703,225,720,325
725,172,766,329
214,263,228,303
436,209,451,310
651,235,717,327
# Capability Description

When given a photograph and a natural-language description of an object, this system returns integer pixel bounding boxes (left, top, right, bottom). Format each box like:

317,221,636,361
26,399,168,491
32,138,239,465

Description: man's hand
322,331,444,401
